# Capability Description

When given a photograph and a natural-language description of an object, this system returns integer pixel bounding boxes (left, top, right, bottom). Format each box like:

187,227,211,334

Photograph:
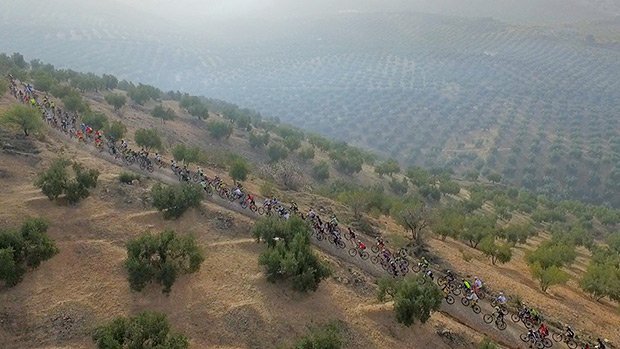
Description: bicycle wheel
411,264,421,273
371,256,379,264
511,313,521,323
536,341,545,349
241,200,248,209
108,147,114,155
452,287,462,296
461,297,469,306
542,338,552,348
401,259,409,267
483,314,493,324
381,260,389,271
316,233,324,241
524,320,533,329
566,340,577,349
192,173,199,182
205,186,213,197
437,277,447,287
478,291,486,300
147,164,154,173
360,251,369,260
219,188,228,199
496,320,507,330
336,240,346,249
257,207,264,215
371,245,379,253
445,295,454,305
139,161,146,170
249,203,257,212
348,248,357,257
552,333,563,342
472,304,481,314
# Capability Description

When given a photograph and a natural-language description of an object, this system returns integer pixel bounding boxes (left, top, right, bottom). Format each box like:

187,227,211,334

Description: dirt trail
48,127,545,349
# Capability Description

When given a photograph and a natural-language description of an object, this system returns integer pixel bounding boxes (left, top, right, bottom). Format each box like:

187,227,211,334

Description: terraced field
3,9,620,205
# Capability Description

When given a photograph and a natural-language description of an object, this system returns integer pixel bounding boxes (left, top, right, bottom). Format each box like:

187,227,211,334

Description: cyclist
376,237,386,249
121,139,128,151
389,259,398,277
271,197,278,206
462,279,472,293
197,166,204,179
530,308,539,322
308,208,316,219
495,292,506,306
596,338,607,349
290,201,298,213
200,179,209,191
381,248,391,260
347,227,356,240
444,269,455,283
331,215,339,226
565,324,574,339
234,186,243,200
155,153,162,164
539,324,549,338
248,194,255,206
473,277,483,294
420,256,429,269
425,269,434,281
357,239,366,250
95,137,102,150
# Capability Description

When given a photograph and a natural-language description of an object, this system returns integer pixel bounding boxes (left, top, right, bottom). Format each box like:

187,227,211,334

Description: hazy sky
111,0,620,24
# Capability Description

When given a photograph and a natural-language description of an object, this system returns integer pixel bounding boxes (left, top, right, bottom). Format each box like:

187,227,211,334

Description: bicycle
460,297,481,314
552,333,577,349
490,301,508,315
411,262,428,273
483,312,507,330
327,234,346,249
348,245,369,260
520,331,547,349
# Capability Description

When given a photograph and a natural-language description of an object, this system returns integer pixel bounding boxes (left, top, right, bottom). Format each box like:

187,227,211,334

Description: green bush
151,182,203,219
253,216,311,247
134,128,162,151
478,236,513,265
104,120,127,141
229,158,250,183
0,217,58,287
530,263,569,293
478,337,499,349
82,112,108,131
295,321,344,349
375,159,400,177
127,85,151,105
124,230,204,293
172,144,200,165
268,143,288,163
118,171,140,184
104,93,127,112
0,80,8,95
312,161,330,182
298,147,315,161
35,158,99,205
377,275,442,326
151,105,176,122
1,104,44,136
207,121,233,140
260,181,276,197
389,178,409,196
526,241,576,269
62,94,89,113
249,131,270,148
92,311,189,349
259,232,331,292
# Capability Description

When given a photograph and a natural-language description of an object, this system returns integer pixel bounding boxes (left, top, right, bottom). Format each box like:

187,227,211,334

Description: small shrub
104,120,127,140
134,128,162,151
298,147,315,161
295,321,344,349
312,161,330,182
104,92,127,112
377,275,443,326
260,181,276,197
92,311,189,349
1,104,44,136
229,158,250,183
82,112,108,131
125,230,204,294
207,121,233,140
118,171,140,184
0,217,58,287
151,182,203,219
268,143,288,163
35,158,99,205
478,337,499,349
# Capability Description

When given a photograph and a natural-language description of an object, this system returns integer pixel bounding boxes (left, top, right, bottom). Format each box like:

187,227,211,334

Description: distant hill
2,10,620,206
